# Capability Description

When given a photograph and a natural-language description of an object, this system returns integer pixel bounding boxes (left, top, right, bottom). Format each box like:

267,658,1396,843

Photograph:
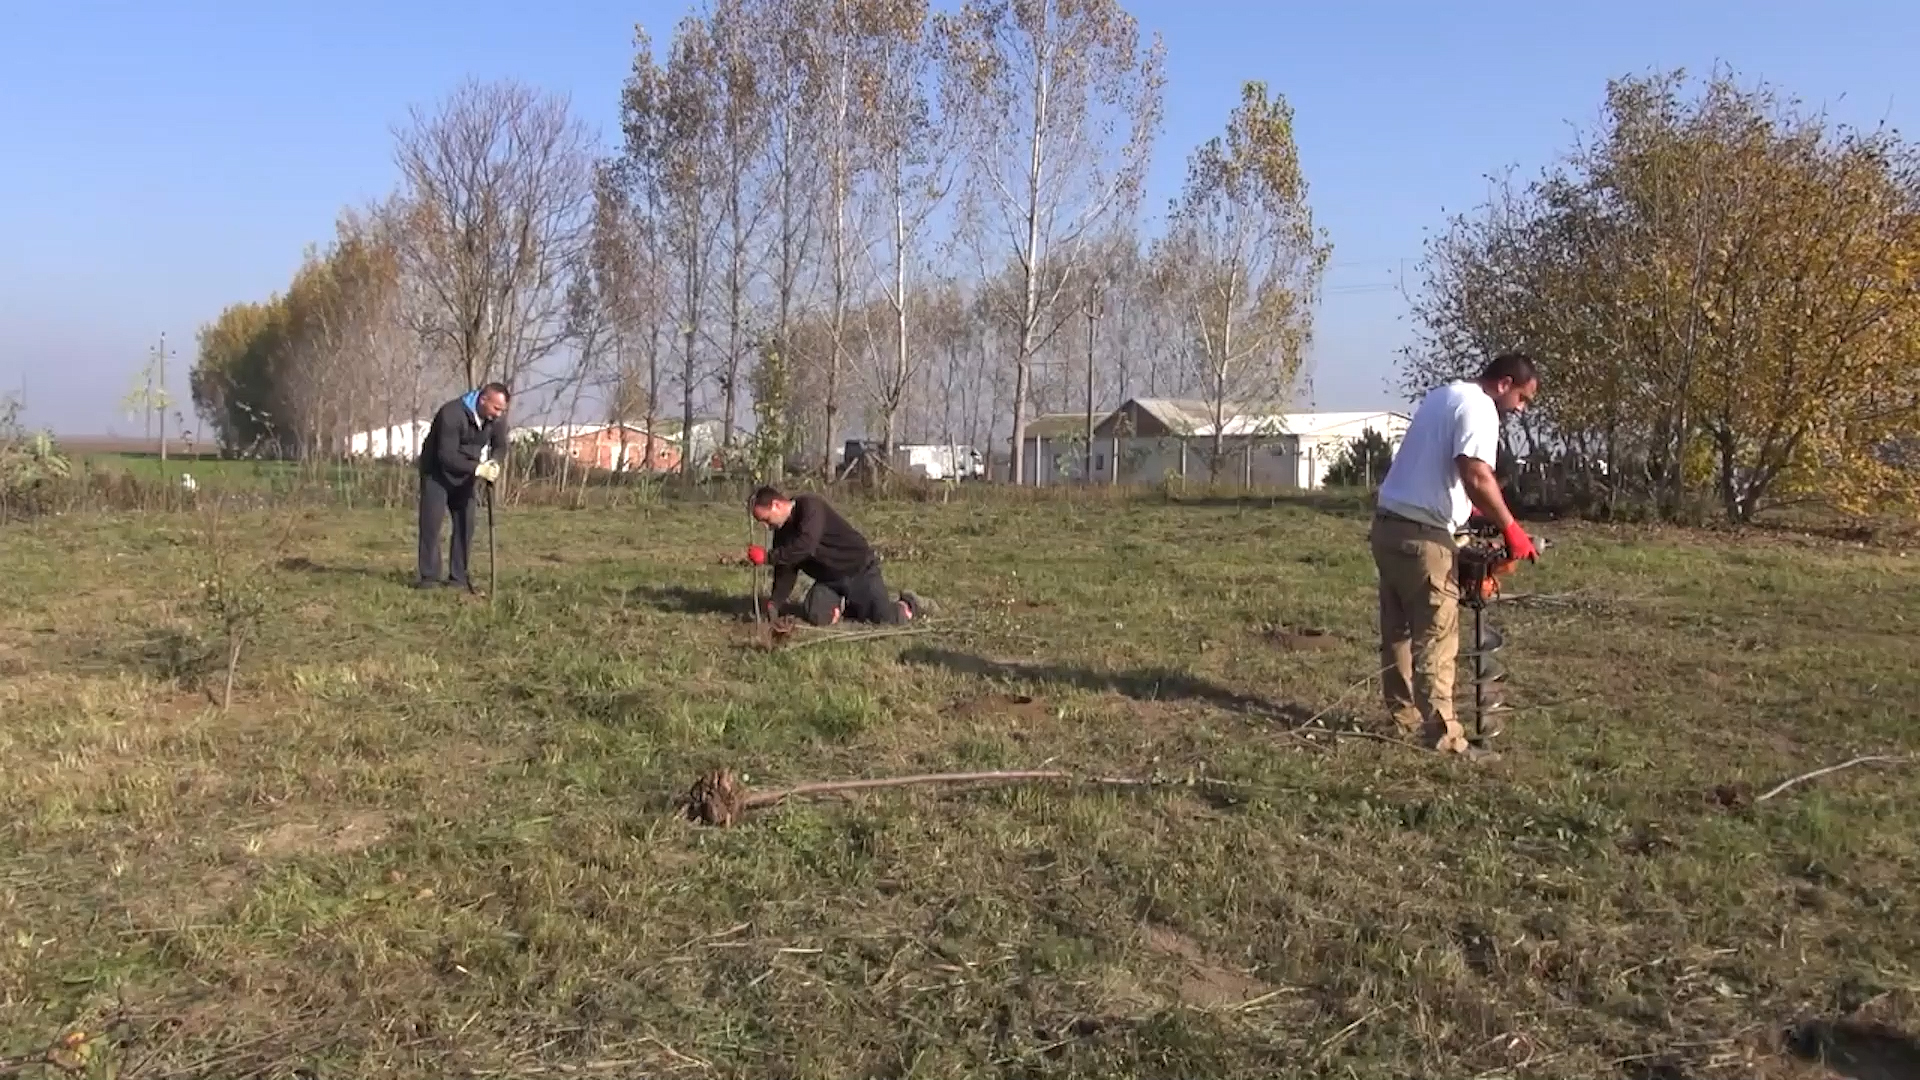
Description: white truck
840,440,986,481
891,443,985,481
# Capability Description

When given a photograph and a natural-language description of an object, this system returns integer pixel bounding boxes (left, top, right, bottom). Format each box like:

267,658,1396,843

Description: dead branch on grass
1294,663,1398,730
1755,755,1914,802
681,767,1072,825
677,766,1256,826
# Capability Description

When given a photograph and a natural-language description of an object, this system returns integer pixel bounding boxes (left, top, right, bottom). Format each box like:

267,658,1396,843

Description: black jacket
767,493,879,605
418,394,509,484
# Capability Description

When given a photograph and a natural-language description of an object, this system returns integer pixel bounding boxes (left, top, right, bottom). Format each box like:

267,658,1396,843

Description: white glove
475,459,502,484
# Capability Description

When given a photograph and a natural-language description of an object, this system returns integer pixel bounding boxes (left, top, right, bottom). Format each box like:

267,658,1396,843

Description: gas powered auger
1454,520,1531,749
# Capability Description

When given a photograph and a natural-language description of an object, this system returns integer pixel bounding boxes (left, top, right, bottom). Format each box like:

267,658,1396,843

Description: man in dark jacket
747,486,928,625
415,383,511,590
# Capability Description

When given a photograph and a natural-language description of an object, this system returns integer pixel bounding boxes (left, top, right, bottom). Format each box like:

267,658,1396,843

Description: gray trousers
417,472,476,586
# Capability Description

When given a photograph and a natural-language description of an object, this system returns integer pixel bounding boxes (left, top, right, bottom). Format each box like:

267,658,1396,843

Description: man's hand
474,459,502,484
1503,520,1539,563
747,545,767,566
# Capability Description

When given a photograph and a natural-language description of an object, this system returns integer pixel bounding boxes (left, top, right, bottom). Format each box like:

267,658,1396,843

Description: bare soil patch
1264,625,1343,651
1140,924,1273,1009
247,810,392,859
949,691,1057,725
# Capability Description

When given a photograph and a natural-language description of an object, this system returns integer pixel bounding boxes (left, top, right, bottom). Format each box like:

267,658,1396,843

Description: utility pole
1083,282,1102,484
143,350,154,445
157,332,169,464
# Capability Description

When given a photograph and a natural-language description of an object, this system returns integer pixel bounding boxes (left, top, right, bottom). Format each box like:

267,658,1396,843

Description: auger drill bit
1455,534,1517,748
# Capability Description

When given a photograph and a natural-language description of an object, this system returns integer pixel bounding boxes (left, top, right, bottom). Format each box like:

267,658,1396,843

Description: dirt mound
949,692,1055,724
1141,924,1274,1009
1265,625,1342,651
249,810,391,859
735,617,801,651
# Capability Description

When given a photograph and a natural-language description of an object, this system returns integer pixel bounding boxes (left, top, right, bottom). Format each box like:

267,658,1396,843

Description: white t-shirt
1376,380,1500,531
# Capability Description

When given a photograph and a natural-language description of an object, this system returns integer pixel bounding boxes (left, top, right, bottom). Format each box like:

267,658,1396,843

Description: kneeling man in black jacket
747,486,929,625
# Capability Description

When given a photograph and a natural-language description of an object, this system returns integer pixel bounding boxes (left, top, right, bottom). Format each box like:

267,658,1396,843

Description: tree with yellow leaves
1406,67,1920,522
1155,80,1330,481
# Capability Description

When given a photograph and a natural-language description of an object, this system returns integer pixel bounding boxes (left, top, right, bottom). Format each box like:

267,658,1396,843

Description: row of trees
188,15,1916,518
1405,68,1920,521
189,0,1331,483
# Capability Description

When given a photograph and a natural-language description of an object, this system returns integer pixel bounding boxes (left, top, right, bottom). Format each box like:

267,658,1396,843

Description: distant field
2,496,1917,1078
49,436,172,456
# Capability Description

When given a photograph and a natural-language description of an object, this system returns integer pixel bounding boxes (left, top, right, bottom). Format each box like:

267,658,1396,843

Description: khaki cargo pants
1369,511,1469,753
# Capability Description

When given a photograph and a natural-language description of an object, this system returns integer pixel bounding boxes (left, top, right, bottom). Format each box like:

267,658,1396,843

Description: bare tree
548,165,643,489
347,201,442,448
1157,80,1330,480
591,157,672,476
938,0,1164,484
284,219,409,459
391,77,597,394
744,0,824,479
623,21,729,478
804,0,871,474
706,0,775,448
854,0,956,453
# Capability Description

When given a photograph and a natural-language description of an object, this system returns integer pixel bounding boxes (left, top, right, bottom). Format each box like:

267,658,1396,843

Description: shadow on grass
632,584,752,618
897,646,1314,724
1784,1018,1920,1080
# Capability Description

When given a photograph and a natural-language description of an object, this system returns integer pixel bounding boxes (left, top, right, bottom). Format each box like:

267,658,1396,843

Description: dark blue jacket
419,391,508,484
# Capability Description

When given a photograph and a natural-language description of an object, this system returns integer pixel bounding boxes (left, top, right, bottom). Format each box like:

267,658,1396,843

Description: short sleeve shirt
1375,380,1500,531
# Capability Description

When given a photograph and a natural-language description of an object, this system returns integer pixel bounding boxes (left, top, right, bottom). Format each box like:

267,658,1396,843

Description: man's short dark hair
750,485,787,510
480,382,512,400
1479,353,1539,386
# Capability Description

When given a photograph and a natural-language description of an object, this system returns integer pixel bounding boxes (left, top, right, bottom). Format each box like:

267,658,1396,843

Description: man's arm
1456,456,1515,528
768,563,799,608
1457,454,1538,560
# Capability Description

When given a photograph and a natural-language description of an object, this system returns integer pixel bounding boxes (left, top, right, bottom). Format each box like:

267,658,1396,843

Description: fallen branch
677,767,1254,825
681,768,1070,825
1755,755,1914,802
1294,663,1399,730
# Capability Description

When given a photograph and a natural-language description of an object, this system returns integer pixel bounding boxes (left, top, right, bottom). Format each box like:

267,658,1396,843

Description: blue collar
462,389,482,427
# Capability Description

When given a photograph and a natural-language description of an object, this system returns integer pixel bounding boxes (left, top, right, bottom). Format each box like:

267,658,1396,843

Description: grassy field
2,493,1917,1079
72,452,402,493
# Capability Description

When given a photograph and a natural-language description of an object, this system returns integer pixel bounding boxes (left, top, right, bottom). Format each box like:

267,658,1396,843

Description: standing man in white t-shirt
1371,353,1541,754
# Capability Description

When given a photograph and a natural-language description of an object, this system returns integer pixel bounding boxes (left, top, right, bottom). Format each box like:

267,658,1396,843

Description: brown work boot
1422,718,1470,754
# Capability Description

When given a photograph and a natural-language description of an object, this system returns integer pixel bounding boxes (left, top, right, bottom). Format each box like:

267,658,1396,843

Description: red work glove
747,545,767,566
1502,520,1539,563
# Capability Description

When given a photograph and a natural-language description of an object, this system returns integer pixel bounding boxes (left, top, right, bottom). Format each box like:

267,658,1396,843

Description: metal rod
1472,603,1485,743
748,516,763,624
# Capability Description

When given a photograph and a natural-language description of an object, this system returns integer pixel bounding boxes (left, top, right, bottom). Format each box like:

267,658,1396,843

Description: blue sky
2,0,1914,434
